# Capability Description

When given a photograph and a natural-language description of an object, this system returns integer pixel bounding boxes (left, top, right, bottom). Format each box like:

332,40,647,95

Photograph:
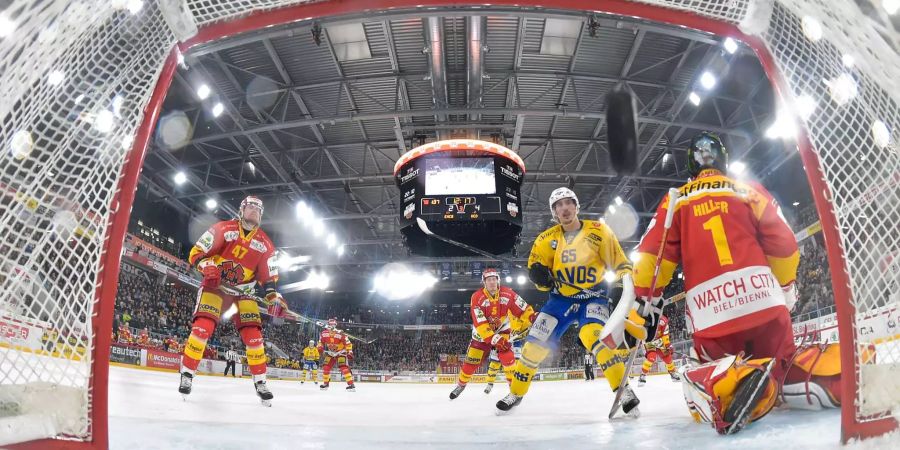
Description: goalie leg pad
509,341,551,396
182,316,217,372
239,326,267,375
782,342,841,409
681,354,778,434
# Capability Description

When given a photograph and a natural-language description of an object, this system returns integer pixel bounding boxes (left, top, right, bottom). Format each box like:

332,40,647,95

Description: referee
583,351,595,381
224,347,238,377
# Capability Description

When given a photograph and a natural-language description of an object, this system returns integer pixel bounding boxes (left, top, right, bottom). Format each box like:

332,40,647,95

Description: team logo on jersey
249,239,267,253
550,240,557,249
219,260,244,285
223,230,239,241
197,231,214,252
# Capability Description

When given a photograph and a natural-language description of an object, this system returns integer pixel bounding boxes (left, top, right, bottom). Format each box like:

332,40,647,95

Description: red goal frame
20,0,894,447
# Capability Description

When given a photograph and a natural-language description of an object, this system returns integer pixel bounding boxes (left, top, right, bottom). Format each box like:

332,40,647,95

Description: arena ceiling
140,6,784,288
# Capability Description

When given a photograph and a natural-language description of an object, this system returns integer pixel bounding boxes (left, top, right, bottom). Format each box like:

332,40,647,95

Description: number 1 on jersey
702,214,734,266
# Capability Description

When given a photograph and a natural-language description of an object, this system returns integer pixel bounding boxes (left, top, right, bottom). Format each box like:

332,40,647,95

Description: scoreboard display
394,140,525,256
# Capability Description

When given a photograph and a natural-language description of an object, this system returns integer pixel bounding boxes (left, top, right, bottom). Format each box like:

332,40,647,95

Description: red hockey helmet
482,268,500,283
326,318,337,329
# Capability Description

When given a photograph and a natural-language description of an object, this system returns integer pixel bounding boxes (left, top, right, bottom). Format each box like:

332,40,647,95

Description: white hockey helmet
482,267,500,283
548,187,580,220
240,195,264,215
309,339,315,346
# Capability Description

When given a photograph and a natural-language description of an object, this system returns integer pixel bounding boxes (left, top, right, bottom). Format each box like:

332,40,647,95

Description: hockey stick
608,340,642,419
217,284,376,343
606,84,639,175
415,217,611,300
600,188,680,350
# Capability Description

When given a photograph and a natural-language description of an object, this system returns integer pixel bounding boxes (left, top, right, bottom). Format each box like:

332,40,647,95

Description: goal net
0,0,896,447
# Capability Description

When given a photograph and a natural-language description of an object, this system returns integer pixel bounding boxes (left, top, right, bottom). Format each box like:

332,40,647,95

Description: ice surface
108,366,845,449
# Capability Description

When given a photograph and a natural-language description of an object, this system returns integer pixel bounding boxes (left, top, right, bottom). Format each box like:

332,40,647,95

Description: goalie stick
415,218,611,300
600,188,680,350
218,284,376,344
608,340,643,419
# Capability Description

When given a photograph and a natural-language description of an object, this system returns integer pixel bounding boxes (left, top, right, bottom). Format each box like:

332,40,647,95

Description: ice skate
449,384,466,400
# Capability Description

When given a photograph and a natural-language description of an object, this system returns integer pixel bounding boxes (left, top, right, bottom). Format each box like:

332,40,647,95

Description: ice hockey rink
107,365,854,450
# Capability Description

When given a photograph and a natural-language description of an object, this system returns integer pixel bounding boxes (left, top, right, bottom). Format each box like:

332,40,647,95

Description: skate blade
181,394,189,402
260,399,272,407
495,408,514,416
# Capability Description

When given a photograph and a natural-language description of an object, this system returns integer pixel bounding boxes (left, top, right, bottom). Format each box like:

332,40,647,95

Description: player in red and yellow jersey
638,314,680,385
117,324,133,344
318,319,356,391
449,268,535,400
178,195,281,405
633,132,839,434
137,328,150,347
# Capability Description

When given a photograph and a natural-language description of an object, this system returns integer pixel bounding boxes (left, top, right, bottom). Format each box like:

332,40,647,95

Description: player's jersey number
701,214,734,266
231,245,248,259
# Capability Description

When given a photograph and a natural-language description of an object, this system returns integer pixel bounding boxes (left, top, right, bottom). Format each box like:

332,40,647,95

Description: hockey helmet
240,195,264,215
549,187,579,221
482,267,500,283
309,339,315,346
326,318,337,330
687,132,728,177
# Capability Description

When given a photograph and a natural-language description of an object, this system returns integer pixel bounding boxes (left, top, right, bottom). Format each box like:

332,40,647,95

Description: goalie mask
239,195,264,229
687,132,728,177
548,187,580,222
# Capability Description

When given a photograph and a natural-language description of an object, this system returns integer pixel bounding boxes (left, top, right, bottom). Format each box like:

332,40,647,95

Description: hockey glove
636,296,664,341
528,263,556,289
490,334,511,352
347,351,354,361
198,259,221,289
265,287,284,307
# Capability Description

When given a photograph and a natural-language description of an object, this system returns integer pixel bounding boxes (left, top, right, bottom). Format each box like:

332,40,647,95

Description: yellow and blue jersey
527,219,632,300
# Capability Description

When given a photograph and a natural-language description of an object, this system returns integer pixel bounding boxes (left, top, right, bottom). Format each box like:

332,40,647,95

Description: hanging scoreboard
395,140,525,256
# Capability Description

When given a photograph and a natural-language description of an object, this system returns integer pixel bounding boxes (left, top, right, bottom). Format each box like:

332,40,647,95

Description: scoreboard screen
394,140,525,256
425,158,496,195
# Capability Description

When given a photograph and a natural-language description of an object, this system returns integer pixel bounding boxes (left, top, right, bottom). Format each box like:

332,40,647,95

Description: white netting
638,0,900,437
0,0,178,444
0,0,896,445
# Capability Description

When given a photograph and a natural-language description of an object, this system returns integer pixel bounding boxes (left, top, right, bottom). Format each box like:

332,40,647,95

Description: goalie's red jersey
634,169,799,339
187,219,279,288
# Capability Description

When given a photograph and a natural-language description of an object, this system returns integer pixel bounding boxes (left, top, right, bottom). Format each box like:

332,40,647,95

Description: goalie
632,132,841,435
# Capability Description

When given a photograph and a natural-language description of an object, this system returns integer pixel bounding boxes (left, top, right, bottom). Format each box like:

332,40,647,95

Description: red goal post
0,0,895,447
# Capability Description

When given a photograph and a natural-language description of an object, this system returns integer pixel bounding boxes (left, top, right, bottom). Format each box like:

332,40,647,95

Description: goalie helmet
326,318,337,330
687,132,728,177
482,267,500,283
548,187,579,221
